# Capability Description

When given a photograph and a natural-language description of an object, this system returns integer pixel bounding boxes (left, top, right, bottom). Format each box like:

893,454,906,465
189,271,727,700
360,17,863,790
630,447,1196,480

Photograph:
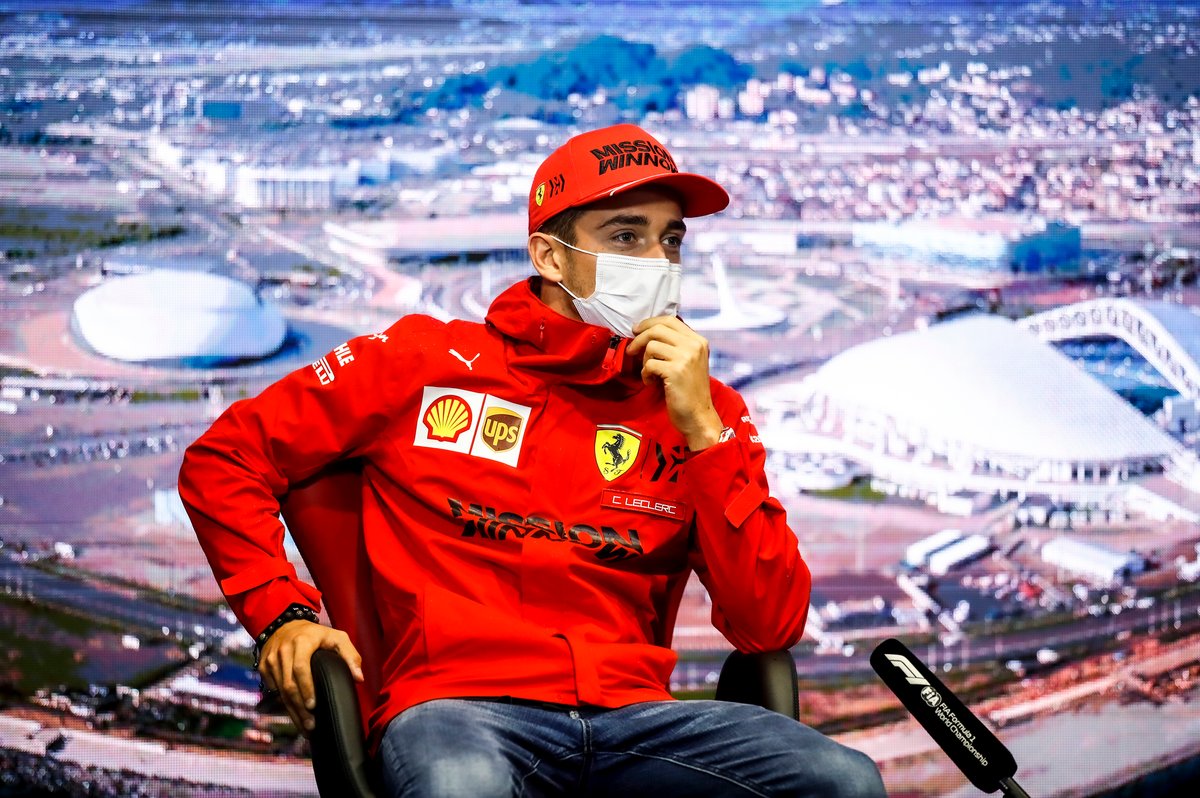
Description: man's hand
258,620,364,734
626,316,724,451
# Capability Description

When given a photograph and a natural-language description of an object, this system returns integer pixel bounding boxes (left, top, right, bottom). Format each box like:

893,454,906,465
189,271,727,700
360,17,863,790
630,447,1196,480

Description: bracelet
253,603,319,669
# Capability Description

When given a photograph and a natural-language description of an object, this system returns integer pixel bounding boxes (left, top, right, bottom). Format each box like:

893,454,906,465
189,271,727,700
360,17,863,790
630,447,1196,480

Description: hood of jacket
485,277,644,391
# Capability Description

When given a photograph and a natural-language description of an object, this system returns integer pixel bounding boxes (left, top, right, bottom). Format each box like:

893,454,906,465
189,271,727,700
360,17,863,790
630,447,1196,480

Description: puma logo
449,349,480,370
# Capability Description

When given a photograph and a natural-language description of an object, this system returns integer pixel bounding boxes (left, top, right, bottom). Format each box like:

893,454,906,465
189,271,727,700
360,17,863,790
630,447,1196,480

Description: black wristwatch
253,603,319,669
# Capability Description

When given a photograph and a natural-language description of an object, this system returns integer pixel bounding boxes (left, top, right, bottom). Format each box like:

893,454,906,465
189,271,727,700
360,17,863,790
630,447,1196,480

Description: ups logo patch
481,409,523,452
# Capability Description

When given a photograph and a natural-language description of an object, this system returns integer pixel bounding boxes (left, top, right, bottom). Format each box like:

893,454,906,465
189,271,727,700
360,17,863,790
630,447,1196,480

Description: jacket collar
485,277,641,389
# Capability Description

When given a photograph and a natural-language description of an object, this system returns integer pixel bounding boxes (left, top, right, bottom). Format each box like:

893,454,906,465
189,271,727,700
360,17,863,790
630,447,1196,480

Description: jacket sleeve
178,325,409,638
681,383,811,652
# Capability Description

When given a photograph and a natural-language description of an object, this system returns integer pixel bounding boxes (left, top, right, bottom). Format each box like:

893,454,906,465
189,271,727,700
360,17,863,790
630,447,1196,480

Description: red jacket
178,277,810,746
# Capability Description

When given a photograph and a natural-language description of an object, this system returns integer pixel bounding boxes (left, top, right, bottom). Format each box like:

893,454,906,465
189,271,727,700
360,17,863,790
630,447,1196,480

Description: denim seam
516,756,542,798
595,749,773,798
574,714,594,794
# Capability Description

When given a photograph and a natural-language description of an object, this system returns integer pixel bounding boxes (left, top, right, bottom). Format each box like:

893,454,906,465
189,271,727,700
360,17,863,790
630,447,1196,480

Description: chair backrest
278,459,383,739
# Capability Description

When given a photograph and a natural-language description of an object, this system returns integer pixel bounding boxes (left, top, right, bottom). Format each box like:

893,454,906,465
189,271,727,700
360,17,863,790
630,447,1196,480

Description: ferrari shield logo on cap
535,182,546,206
594,425,642,482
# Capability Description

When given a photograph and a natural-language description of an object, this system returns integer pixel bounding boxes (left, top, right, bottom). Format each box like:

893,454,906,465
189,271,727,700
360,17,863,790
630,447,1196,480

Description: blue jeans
379,698,886,797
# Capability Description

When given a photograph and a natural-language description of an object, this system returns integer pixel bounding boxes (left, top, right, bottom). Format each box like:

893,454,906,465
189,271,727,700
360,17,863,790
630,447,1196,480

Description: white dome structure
72,271,287,364
775,314,1182,502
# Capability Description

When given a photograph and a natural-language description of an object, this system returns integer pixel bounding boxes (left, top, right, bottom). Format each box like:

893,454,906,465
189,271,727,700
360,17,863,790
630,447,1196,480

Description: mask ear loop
542,234,592,301
546,235,596,259
557,280,584,302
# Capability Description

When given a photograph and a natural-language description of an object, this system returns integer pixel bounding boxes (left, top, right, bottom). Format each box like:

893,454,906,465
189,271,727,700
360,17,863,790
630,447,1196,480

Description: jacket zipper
602,334,622,372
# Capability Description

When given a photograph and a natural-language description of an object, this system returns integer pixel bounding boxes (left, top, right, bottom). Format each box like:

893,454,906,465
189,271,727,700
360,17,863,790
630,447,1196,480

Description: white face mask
547,236,682,339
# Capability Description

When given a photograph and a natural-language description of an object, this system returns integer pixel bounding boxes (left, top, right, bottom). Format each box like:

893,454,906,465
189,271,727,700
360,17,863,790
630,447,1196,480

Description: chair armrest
309,649,379,798
713,649,799,720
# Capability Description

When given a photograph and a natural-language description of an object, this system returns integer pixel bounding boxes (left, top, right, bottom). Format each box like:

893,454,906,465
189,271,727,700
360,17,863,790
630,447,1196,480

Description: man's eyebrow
597,214,688,233
598,213,650,229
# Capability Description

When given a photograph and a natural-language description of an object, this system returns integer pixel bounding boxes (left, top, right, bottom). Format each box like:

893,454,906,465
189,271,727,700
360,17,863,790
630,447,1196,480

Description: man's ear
528,233,566,283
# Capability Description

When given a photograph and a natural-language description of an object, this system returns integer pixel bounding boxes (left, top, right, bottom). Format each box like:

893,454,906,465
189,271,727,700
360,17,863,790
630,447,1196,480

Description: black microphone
870,638,1031,797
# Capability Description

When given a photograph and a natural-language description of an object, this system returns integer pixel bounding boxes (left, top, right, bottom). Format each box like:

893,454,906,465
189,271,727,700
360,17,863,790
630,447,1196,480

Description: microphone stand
1000,777,1031,798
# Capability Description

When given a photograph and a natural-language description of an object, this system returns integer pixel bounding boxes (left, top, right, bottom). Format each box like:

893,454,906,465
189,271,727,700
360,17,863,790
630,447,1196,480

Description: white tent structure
1041,536,1145,585
72,271,286,364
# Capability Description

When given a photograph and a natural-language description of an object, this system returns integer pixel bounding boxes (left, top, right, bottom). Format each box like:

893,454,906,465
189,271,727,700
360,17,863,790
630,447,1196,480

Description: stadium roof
806,314,1178,464
1020,299,1200,400
72,270,286,364
1141,300,1200,381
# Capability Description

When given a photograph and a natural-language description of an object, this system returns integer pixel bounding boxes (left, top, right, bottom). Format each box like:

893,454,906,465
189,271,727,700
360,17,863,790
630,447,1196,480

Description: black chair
279,461,800,798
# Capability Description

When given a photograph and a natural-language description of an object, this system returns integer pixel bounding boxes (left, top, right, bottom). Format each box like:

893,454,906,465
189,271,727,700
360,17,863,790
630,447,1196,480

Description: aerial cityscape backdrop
2,1,1200,796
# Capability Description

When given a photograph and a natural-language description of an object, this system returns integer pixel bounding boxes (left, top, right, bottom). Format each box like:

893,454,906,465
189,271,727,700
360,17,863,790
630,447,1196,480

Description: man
179,124,886,797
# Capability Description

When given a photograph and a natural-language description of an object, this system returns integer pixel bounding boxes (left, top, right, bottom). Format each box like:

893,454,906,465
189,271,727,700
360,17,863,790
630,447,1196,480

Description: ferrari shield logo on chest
594,425,642,482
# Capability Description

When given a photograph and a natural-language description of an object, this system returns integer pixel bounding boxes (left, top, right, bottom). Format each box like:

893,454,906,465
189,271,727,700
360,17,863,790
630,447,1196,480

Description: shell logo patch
423,395,473,442
594,425,642,482
414,387,530,468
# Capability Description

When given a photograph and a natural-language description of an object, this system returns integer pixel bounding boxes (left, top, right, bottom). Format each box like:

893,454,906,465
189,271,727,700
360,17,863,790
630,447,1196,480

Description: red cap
527,124,730,234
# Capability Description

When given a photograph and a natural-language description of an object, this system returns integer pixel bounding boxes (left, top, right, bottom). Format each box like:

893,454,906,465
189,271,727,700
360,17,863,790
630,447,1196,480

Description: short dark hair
537,205,586,245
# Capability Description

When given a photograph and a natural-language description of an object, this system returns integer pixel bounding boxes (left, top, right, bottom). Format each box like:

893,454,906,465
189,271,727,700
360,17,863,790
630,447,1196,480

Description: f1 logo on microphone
885,653,930,685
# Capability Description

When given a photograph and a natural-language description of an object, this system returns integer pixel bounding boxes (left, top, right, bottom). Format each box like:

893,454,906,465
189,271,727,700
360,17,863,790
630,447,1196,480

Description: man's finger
261,643,286,695
278,645,312,732
291,636,317,714
627,322,664,355
276,643,296,710
328,636,366,683
258,659,277,695
632,315,680,335
628,321,682,355
640,339,674,365
640,357,668,386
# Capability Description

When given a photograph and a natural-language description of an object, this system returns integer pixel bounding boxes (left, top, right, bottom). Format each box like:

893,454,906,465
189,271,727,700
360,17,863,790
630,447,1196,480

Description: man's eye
664,235,683,248
613,231,636,243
